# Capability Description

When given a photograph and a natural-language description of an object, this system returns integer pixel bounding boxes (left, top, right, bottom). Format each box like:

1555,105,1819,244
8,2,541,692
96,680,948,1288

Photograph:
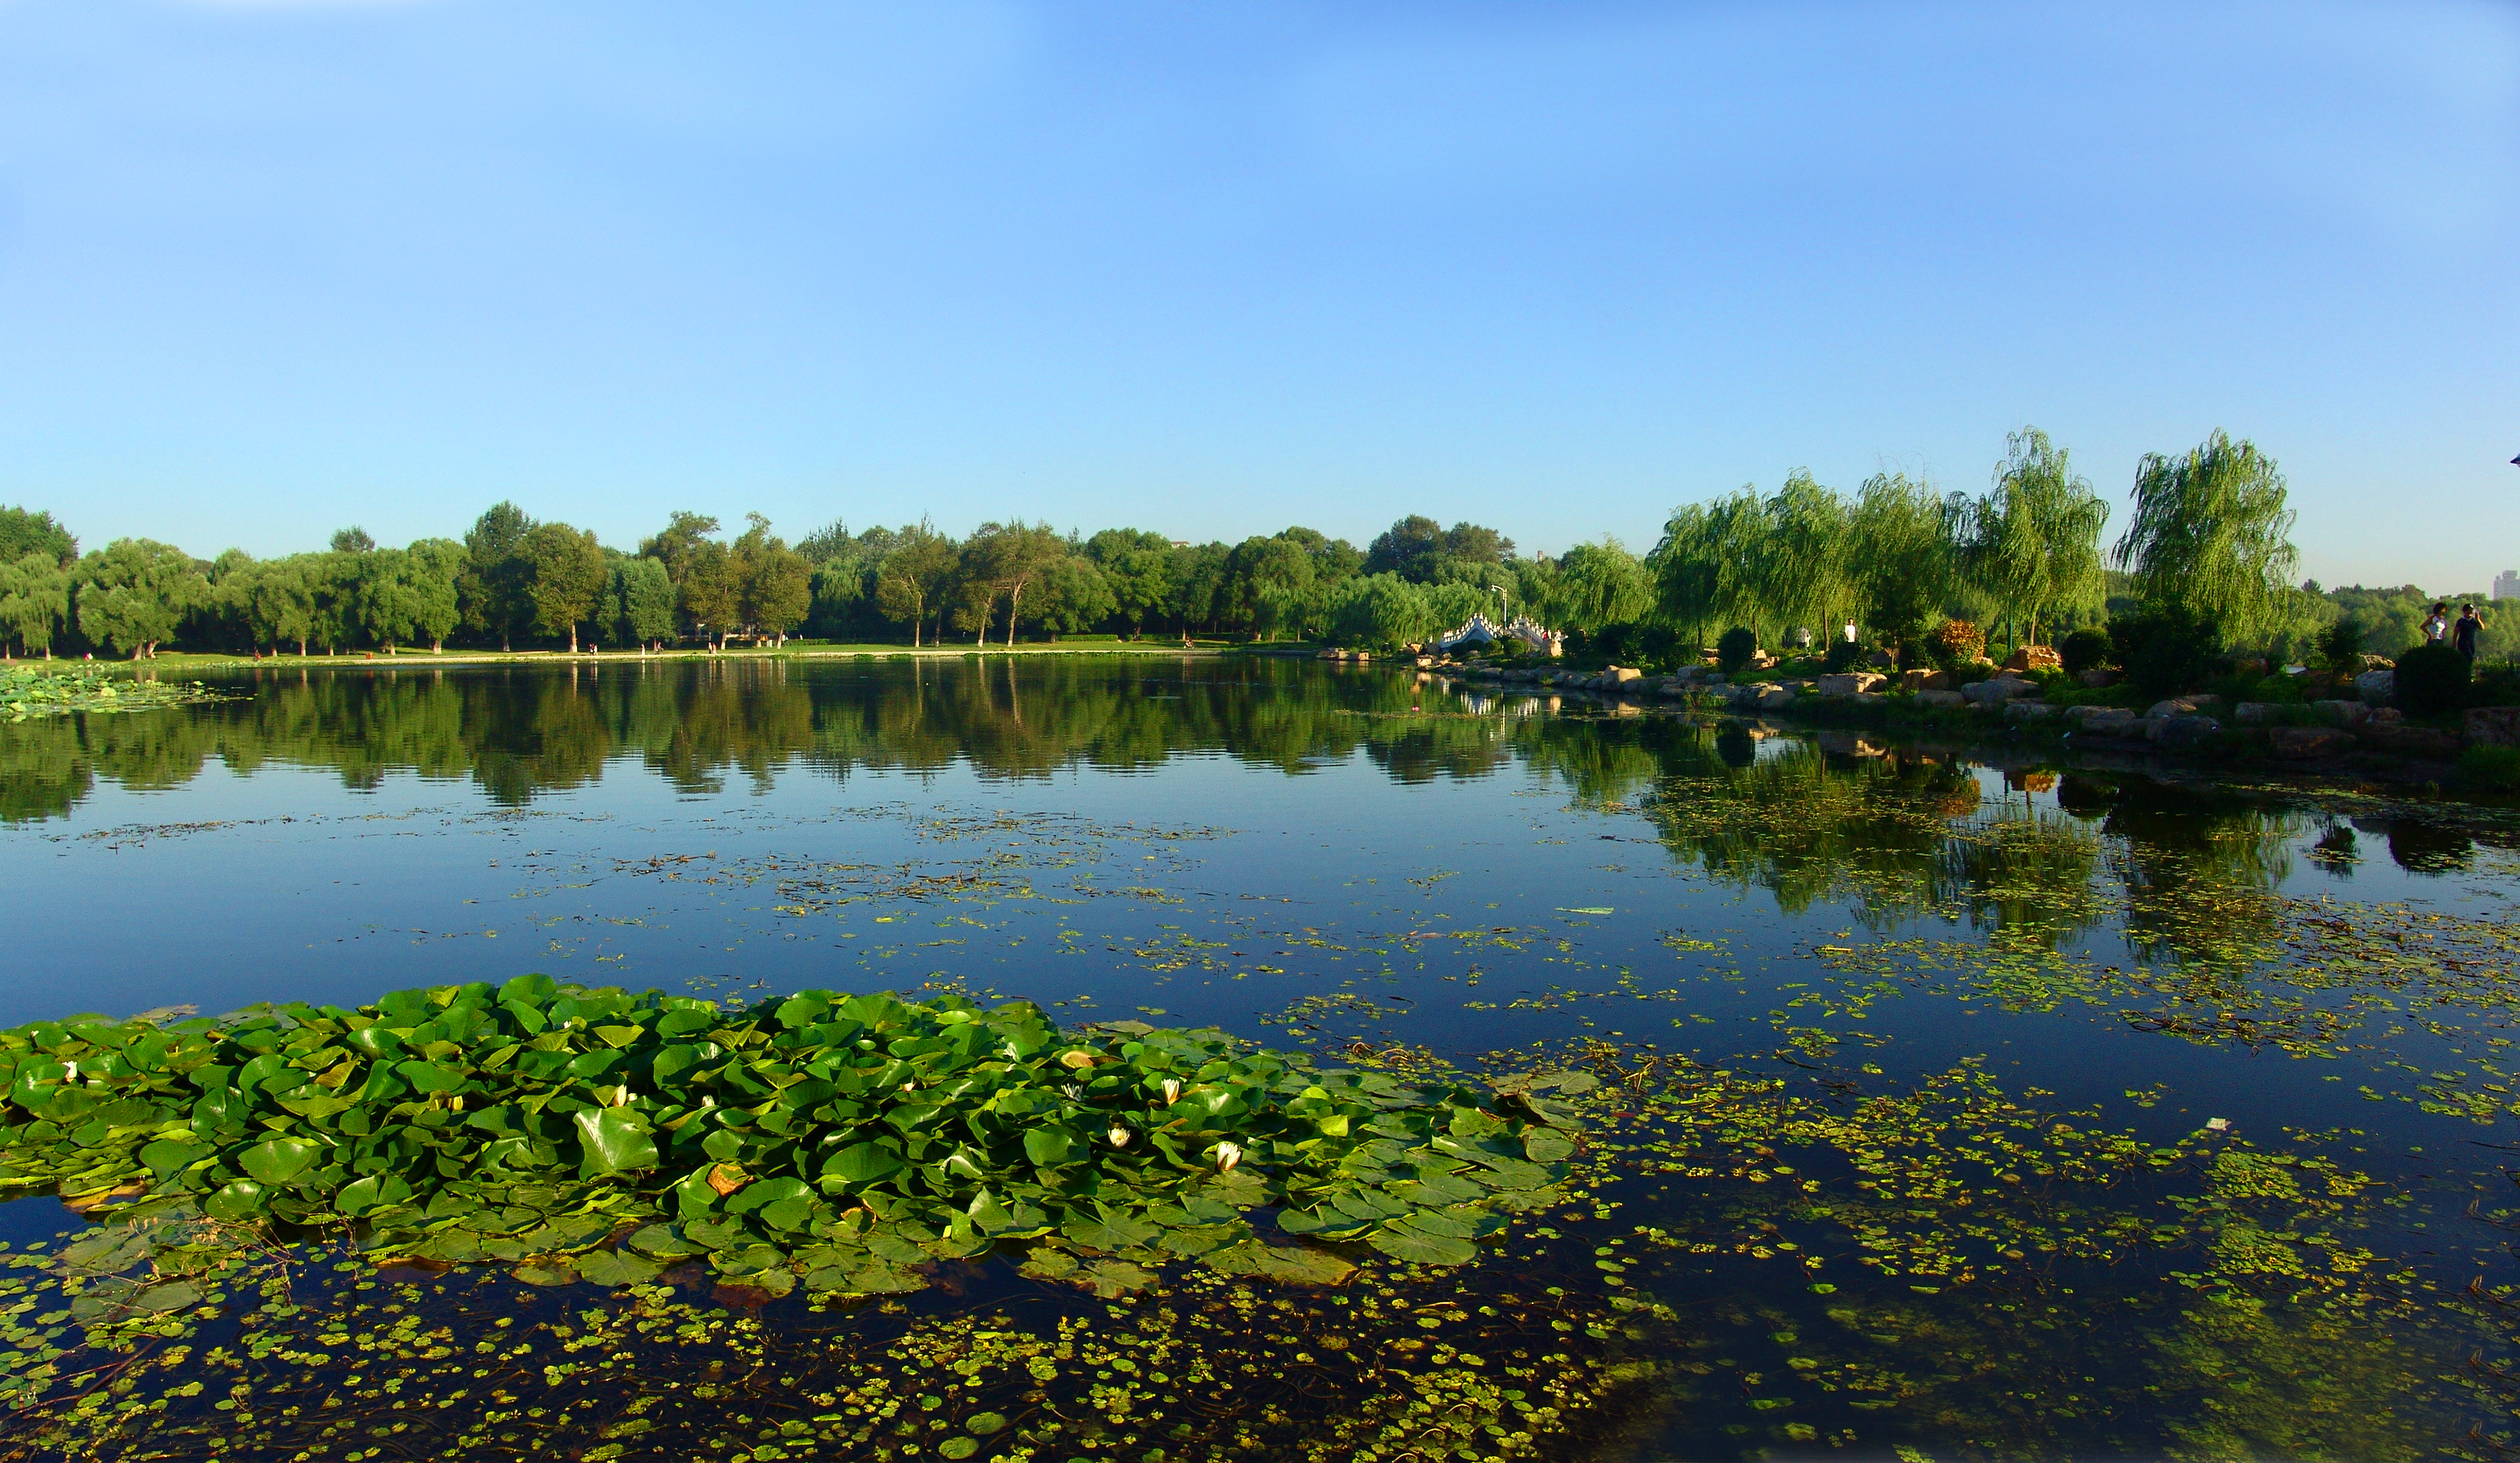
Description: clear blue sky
2,0,2513,589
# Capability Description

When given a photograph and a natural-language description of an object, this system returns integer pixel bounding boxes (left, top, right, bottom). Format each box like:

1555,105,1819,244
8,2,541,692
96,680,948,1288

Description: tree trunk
569,624,579,654
432,639,443,653
298,638,308,657
1004,583,1023,646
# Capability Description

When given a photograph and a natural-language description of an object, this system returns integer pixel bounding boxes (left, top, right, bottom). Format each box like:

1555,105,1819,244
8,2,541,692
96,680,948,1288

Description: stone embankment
1450,660,2520,766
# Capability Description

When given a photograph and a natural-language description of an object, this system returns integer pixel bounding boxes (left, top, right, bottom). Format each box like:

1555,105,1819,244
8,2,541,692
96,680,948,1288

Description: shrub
2108,604,2220,697
1824,637,1874,674
1929,619,1984,668
1593,620,1676,670
2394,642,2470,718
2058,628,2112,675
2316,618,2366,675
1716,626,1758,674
2459,745,2520,793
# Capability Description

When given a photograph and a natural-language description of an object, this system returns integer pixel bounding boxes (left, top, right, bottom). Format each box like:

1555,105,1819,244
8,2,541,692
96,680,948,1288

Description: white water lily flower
1109,1125,1131,1148
2205,1118,2231,1132
611,1086,631,1108
1214,1141,1242,1172
61,1062,77,1082
1161,1078,1181,1105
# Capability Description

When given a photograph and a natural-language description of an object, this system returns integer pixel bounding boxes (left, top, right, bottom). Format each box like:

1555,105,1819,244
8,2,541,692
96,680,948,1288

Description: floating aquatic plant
0,980,1584,1298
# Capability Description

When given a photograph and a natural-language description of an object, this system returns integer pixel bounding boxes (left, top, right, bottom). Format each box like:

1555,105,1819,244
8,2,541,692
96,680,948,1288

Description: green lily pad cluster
0,979,1582,1295
0,665,223,721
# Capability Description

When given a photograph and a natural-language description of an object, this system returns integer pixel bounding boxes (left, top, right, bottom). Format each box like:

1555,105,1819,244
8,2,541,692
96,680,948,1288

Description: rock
2068,707,2141,737
2005,701,2059,722
2354,668,2395,706
1815,672,1886,696
1851,692,1886,708
2466,707,2520,748
2003,646,2063,672
1758,686,1796,709
2151,715,2220,747
1699,673,1728,687
1917,689,1967,710
1962,676,2037,706
2270,726,2353,759
2368,707,2402,725
2077,668,2117,688
2360,723,2463,759
2233,702,2281,724
2358,652,2395,671
1606,665,1642,683
1900,668,1950,692
2310,699,2369,727
2145,696,2226,719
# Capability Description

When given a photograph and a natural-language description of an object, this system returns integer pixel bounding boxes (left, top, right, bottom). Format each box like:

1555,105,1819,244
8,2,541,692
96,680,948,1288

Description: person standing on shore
2454,603,2484,660
2424,603,2451,644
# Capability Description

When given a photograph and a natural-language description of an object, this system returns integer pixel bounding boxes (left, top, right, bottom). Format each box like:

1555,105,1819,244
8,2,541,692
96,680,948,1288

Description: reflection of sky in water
7,659,2520,1455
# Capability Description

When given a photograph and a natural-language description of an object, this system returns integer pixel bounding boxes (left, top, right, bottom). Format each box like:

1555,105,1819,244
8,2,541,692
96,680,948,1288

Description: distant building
2499,569,2520,602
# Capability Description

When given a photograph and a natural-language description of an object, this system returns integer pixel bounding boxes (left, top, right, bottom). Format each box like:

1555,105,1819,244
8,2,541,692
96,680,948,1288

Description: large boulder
2233,702,2281,724
1917,689,1967,710
2004,645,2063,673
2354,668,2396,706
2310,699,2369,728
1757,685,1797,709
1605,665,1643,683
2466,707,2520,748
1900,668,1951,692
2151,715,2221,747
2005,701,2059,722
1815,672,1885,696
2144,696,2225,719
2360,723,2463,759
2270,726,2354,759
2077,668,2118,688
2068,707,2141,737
1962,676,2038,706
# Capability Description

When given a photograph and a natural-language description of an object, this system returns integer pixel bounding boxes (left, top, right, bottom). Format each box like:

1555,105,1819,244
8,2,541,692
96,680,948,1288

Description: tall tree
731,514,812,645
2114,430,2301,646
639,511,721,589
678,540,740,647
1028,556,1116,638
73,539,208,658
1226,535,1317,641
459,503,537,651
404,538,466,652
350,547,421,652
962,521,1066,645
1846,473,1961,661
0,553,70,657
599,557,677,650
520,523,606,652
330,526,377,555
0,507,76,567
250,559,317,657
1963,427,2110,651
873,523,960,646
1749,470,1851,647
1084,528,1176,638
1554,539,1651,632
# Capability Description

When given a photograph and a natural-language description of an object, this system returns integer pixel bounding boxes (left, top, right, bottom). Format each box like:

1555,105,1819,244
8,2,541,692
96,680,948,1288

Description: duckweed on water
0,982,1580,1303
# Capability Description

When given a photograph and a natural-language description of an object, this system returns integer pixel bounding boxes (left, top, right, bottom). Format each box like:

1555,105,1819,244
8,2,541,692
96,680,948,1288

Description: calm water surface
7,655,2519,1460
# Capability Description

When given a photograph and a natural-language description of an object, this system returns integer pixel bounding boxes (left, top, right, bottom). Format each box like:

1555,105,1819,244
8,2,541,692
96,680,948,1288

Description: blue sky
1,0,2513,589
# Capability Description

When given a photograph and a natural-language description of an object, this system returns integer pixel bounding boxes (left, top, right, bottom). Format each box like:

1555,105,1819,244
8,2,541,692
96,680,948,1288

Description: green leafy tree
1963,426,2110,651
1554,539,1651,633
1085,528,1177,637
404,538,465,652
873,523,960,646
0,552,70,657
330,526,377,555
1328,573,1432,649
1363,516,1514,582
731,514,813,645
961,520,1067,645
794,519,852,565
1227,535,1318,641
307,552,360,653
73,539,208,658
459,502,537,651
520,523,606,652
350,547,421,652
598,556,677,649
0,507,76,566
2114,430,2302,647
1846,472,1961,663
678,541,740,647
1029,555,1116,638
1168,542,1233,638
640,511,722,589
250,558,317,657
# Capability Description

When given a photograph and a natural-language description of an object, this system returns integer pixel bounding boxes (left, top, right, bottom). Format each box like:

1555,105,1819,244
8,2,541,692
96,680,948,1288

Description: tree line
1,425,2506,663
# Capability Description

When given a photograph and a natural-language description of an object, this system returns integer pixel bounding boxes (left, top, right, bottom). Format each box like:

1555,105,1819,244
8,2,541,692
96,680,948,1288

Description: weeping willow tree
1846,472,1962,661
1962,426,2112,652
1651,477,1852,652
2113,430,2300,647
1553,537,1652,632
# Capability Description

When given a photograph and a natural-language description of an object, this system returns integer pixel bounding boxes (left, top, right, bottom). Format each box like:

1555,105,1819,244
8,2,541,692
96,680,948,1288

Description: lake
3,654,2517,1461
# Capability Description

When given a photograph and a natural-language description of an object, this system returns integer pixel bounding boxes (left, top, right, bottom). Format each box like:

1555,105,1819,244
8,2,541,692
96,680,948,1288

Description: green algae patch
0,982,1576,1298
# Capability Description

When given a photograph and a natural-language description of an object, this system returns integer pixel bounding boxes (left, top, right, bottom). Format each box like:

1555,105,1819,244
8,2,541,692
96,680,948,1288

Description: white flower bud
1215,1141,1242,1172
1109,1125,1131,1148
1161,1078,1181,1105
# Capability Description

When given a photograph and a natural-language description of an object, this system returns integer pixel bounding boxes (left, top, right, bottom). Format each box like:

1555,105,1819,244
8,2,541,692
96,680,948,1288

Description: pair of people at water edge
2429,602,2486,658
